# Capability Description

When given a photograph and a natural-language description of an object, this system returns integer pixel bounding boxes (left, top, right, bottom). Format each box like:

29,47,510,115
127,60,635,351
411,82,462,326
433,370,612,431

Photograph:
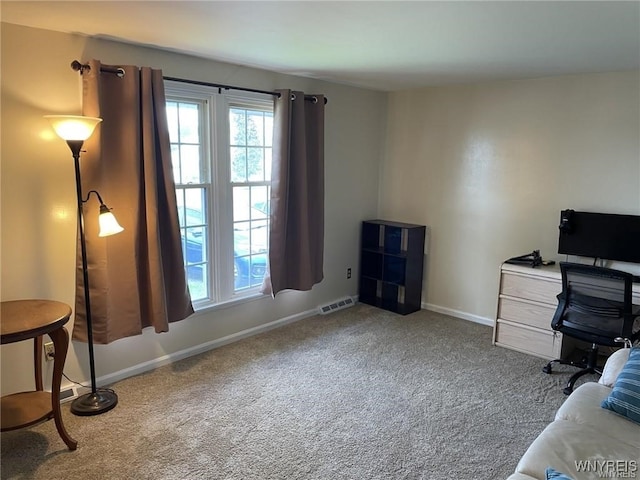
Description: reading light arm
81,190,124,237
82,190,124,237
83,189,106,206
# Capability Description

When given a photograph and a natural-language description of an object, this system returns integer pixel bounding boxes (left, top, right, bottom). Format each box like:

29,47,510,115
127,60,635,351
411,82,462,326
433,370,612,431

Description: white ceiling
2,1,639,91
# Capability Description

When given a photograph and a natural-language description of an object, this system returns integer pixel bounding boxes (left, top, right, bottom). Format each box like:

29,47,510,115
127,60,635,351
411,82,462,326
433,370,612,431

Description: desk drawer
498,297,556,331
495,321,561,360
501,272,561,305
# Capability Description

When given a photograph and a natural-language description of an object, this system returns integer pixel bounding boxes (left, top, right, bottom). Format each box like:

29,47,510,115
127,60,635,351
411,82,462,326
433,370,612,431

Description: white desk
493,263,640,360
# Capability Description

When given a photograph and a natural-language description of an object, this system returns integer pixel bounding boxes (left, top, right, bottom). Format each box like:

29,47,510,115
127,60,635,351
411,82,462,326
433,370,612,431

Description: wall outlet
44,342,55,361
347,268,352,279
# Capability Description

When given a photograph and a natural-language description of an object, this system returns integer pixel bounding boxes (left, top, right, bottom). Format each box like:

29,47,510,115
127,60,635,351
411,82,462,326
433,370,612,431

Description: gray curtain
263,89,325,296
74,59,193,344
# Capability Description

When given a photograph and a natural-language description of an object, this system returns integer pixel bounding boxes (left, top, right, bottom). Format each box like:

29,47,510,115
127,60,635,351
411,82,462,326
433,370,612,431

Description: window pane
180,145,202,184
230,108,246,145
249,257,267,288
185,188,205,226
233,253,251,290
187,264,207,301
233,186,250,222
264,148,272,181
247,147,264,182
179,103,200,144
247,112,264,146
171,144,182,185
167,102,179,143
175,189,186,226
234,228,267,290
264,113,273,147
233,252,267,290
251,186,269,219
230,147,247,182
184,226,206,264
250,219,268,252
234,225,251,257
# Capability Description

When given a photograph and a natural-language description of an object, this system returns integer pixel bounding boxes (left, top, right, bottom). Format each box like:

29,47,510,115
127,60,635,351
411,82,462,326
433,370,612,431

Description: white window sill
191,289,271,315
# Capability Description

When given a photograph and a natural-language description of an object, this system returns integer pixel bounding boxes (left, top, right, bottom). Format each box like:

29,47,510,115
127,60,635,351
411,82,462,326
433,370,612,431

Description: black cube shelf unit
359,220,426,315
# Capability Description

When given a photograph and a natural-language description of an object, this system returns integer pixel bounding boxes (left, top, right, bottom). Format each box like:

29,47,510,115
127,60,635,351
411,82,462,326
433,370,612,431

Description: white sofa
508,348,639,480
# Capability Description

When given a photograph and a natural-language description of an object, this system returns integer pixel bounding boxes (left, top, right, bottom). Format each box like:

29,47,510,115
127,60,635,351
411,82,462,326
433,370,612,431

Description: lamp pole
68,140,118,416
68,140,113,414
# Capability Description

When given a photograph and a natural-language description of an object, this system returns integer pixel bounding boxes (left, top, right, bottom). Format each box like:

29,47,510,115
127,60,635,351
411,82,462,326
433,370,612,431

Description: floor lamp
45,115,124,416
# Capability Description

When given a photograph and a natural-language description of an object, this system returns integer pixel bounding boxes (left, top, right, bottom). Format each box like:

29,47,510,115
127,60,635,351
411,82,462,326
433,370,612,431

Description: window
230,107,272,291
165,82,273,307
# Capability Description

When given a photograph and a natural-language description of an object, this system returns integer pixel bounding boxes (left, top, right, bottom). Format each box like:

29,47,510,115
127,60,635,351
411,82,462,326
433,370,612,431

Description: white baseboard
422,302,494,327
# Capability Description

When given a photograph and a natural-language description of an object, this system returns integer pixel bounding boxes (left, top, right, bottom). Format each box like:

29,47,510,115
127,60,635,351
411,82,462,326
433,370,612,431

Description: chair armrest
598,348,631,387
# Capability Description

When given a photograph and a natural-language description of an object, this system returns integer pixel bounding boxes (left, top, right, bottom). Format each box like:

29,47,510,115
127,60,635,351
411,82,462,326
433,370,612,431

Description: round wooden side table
1,299,77,450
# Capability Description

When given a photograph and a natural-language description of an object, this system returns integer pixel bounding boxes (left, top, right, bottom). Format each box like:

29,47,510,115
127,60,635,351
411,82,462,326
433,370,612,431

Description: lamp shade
44,115,102,141
98,205,124,237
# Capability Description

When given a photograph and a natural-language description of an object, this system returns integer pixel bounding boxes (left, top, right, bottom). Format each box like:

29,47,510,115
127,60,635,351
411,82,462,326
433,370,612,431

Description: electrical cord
62,372,87,389
62,372,117,395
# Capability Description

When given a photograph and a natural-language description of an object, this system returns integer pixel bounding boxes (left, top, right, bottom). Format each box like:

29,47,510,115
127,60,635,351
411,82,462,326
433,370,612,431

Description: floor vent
318,297,355,315
60,387,78,403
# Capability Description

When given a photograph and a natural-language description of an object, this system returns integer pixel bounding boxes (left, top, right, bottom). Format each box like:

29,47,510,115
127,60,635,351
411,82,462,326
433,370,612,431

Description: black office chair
542,262,640,395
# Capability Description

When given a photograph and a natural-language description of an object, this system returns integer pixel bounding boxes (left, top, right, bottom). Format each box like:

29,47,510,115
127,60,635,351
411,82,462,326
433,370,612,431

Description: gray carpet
1,304,581,480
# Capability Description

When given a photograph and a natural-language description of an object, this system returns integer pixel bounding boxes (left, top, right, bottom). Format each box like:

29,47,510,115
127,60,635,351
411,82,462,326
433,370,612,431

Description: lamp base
70,389,118,416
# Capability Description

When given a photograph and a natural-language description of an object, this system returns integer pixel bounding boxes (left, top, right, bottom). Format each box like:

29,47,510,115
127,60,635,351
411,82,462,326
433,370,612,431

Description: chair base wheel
562,386,573,395
542,364,552,374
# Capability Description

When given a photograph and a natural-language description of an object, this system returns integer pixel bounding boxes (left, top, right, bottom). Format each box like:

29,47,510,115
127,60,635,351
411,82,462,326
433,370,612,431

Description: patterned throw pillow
545,467,573,480
601,346,640,424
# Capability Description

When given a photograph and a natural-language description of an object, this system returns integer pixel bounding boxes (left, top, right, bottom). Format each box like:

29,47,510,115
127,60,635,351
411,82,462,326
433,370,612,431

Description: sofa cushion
598,348,631,387
513,420,639,480
554,382,640,449
601,346,640,425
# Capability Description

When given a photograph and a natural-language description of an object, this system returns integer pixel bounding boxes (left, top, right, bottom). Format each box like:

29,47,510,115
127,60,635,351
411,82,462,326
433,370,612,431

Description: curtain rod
71,60,328,104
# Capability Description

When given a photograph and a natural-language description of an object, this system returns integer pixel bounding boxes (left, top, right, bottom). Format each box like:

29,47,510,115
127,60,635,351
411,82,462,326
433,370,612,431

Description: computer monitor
558,210,640,264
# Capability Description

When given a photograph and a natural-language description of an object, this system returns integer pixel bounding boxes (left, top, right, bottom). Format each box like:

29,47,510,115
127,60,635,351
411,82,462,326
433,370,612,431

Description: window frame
165,80,274,310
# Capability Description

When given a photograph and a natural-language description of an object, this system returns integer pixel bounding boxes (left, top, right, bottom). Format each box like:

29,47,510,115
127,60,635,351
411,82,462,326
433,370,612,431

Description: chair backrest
551,262,639,346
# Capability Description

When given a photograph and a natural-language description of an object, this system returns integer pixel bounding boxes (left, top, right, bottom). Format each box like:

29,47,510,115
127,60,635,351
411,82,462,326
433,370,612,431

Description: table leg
34,336,43,391
48,327,77,450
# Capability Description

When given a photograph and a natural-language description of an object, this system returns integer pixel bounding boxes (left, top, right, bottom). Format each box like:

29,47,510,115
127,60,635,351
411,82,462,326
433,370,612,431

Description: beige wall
381,72,640,322
0,23,385,395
